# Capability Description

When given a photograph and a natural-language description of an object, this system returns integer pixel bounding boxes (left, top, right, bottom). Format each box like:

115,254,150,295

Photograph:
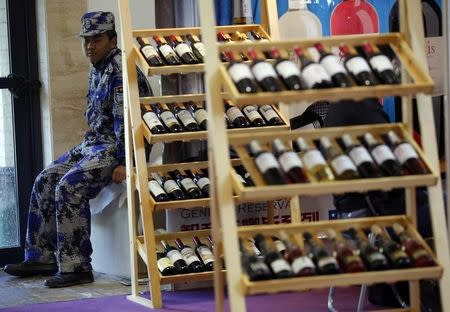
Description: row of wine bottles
248,130,428,185
241,223,435,281
227,42,399,94
142,101,284,134
137,30,270,66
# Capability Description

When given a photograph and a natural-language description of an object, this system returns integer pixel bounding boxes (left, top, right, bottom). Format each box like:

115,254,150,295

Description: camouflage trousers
25,141,118,273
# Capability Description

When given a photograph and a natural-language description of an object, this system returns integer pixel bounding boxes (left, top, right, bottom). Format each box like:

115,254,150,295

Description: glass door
0,0,42,265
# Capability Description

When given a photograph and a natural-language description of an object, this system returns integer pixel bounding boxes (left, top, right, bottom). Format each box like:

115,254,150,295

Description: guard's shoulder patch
114,86,123,103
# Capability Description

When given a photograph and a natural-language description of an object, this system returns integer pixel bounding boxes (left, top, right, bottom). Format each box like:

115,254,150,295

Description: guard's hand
112,165,126,183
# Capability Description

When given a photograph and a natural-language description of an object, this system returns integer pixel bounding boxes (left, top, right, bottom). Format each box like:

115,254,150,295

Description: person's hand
112,165,126,183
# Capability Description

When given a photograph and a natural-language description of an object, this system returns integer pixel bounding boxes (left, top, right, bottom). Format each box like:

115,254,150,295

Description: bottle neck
288,0,307,11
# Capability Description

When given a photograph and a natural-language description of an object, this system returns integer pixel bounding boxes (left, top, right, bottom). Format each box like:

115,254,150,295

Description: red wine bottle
148,180,169,202
279,231,316,277
258,105,283,125
239,238,272,281
175,238,204,272
225,51,258,93
161,240,189,273
193,236,215,271
167,102,200,131
320,136,359,180
294,46,333,89
327,229,366,273
384,131,428,175
341,133,382,178
152,103,183,132
152,35,181,65
340,44,378,86
186,34,205,63
271,47,302,91
362,43,399,85
314,42,351,88
250,31,273,59
187,169,210,197
141,104,166,134
303,231,340,275
166,35,199,64
224,100,250,128
371,224,411,269
155,172,185,200
169,169,202,199
362,132,403,176
184,101,207,130
272,138,309,183
136,37,164,66
248,140,287,185
218,32,248,60
254,234,293,278
248,48,281,92
242,105,266,127
331,0,379,35
156,252,177,275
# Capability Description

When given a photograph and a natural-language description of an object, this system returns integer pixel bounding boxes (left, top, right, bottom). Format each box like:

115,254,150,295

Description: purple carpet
0,287,379,312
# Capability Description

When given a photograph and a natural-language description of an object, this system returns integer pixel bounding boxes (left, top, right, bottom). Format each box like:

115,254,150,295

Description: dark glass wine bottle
193,236,214,271
319,136,359,180
384,131,428,175
224,100,250,128
148,179,169,202
362,132,403,176
167,102,200,131
254,234,293,278
169,169,202,199
152,103,183,132
294,46,333,89
187,169,210,197
239,239,272,281
157,252,177,275
218,32,248,60
295,137,334,182
224,51,257,93
166,35,199,64
234,165,255,186
152,35,181,65
272,138,309,183
371,224,411,269
186,34,205,63
242,105,266,127
303,231,340,275
248,48,281,92
341,133,382,178
271,236,288,257
362,42,399,85
340,44,378,86
250,30,273,59
248,140,287,185
184,101,207,130
175,238,204,272
136,37,164,66
326,229,366,273
233,31,265,60
141,104,166,134
155,172,185,200
271,47,303,91
258,105,283,125
279,231,316,277
314,42,351,88
161,240,189,273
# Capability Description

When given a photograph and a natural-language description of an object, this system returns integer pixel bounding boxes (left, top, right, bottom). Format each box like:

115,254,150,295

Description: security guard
4,11,151,287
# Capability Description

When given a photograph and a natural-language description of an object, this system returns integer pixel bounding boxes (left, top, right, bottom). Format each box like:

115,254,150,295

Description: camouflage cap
79,11,115,37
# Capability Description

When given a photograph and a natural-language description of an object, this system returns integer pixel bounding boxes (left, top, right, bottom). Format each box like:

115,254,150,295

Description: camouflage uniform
24,12,151,273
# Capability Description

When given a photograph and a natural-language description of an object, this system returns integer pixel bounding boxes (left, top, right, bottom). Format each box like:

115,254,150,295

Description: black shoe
44,271,94,288
4,261,58,277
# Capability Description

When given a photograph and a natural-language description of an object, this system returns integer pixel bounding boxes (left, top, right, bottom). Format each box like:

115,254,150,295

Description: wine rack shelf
219,33,434,106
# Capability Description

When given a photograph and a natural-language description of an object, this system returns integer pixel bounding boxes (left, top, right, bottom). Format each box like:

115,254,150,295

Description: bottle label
275,60,301,79
390,249,409,261
180,247,201,265
237,174,246,184
394,143,419,165
180,177,198,191
369,54,394,72
320,54,347,77
160,111,178,127
366,252,387,263
317,256,339,269
197,246,214,265
163,179,180,194
411,248,430,261
148,180,166,197
274,240,287,254
291,256,315,274
143,111,163,129
255,152,280,173
371,145,396,165
249,241,261,256
270,259,292,274
279,151,303,172
330,154,357,176
259,105,278,121
342,255,362,265
167,249,183,263
252,61,278,82
226,106,245,122
174,43,192,57
193,42,206,56
228,63,254,83
242,106,261,122
249,261,269,272
157,257,173,272
349,146,373,166
142,45,159,59
193,109,208,125
196,177,210,190
177,110,197,127
302,150,326,170
159,44,175,57
346,56,371,75
301,63,330,89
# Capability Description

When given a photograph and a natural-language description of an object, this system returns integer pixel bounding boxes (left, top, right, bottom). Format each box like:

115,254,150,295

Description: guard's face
82,33,117,64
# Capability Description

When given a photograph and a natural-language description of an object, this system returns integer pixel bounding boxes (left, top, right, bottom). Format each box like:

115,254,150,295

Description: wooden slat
160,270,226,284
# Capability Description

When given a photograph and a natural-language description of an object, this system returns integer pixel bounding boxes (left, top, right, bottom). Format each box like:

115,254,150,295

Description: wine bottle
254,234,293,278
362,133,403,176
207,235,225,268
186,34,205,62
303,231,340,275
175,238,204,272
248,140,287,185
384,131,428,175
295,137,335,182
166,35,199,64
331,0,379,35
271,47,303,91
234,165,255,186
169,169,202,199
341,133,382,178
271,236,288,257
136,37,164,66
224,51,258,93
279,231,316,277
232,0,253,24
161,240,189,273
188,169,210,197
239,238,272,281
314,42,351,88
294,47,333,89
155,172,185,200
392,223,435,267
250,31,273,59
218,32,248,61
224,100,250,128
242,105,266,127
371,224,411,269
362,43,399,85
152,35,181,65
272,138,309,183
258,105,283,125
340,44,378,86
152,103,183,132
319,136,359,180
327,229,366,273
157,252,177,275
141,104,166,134
148,179,169,202
232,31,265,59
167,102,200,131
248,48,282,92
192,236,214,271
184,101,207,130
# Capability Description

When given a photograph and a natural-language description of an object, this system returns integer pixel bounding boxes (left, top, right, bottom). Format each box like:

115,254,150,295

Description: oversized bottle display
361,43,399,85
314,42,351,88
254,234,293,279
272,138,309,183
319,136,359,180
271,47,303,91
141,104,166,134
295,137,334,182
279,0,323,39
331,0,379,35
248,49,282,92
225,51,258,93
248,140,287,185
362,132,403,176
174,238,204,272
341,133,382,178
136,37,164,66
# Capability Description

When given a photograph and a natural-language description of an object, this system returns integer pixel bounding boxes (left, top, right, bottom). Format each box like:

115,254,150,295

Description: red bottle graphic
331,0,379,35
